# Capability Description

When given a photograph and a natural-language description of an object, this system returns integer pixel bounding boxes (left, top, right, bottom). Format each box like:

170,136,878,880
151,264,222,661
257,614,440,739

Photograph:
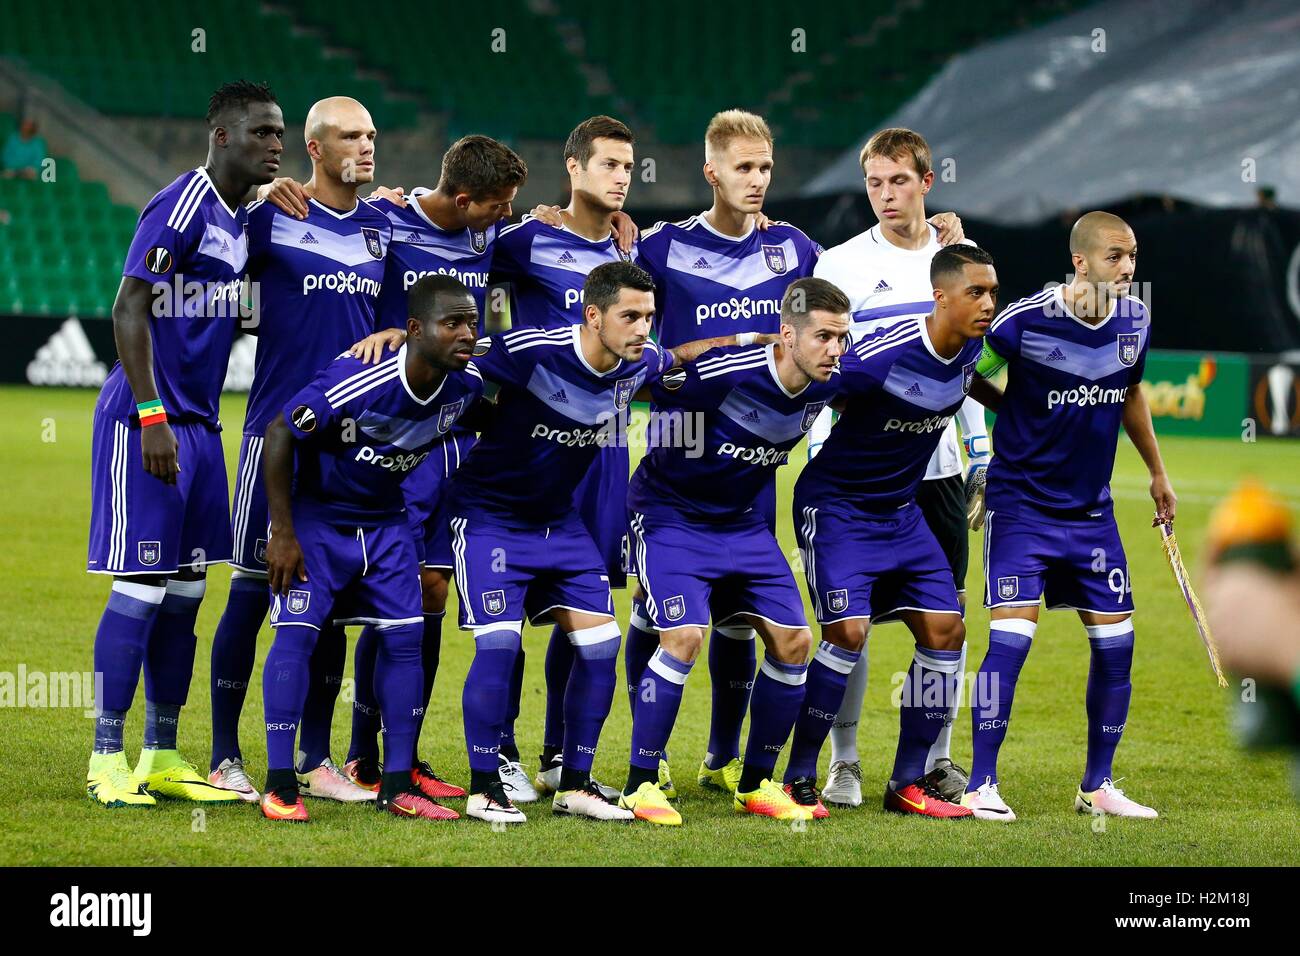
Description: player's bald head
304,96,371,143
1069,211,1133,256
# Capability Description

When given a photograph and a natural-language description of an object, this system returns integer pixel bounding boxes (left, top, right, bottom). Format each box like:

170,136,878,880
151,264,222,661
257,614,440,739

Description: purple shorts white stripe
983,507,1134,614
230,433,269,573
87,408,231,575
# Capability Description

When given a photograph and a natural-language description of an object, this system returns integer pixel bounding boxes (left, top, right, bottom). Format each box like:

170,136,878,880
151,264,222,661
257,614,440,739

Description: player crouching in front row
259,275,484,823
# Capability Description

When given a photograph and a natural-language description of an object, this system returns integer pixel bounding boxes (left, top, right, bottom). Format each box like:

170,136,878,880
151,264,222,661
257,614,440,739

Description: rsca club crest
761,244,788,275
287,590,310,614
663,595,687,622
483,590,506,616
1116,333,1140,367
801,401,826,433
613,377,636,411
997,576,1019,601
826,589,849,614
438,399,464,433
471,230,488,254
362,227,384,260
962,361,977,394
254,539,268,564
138,541,161,567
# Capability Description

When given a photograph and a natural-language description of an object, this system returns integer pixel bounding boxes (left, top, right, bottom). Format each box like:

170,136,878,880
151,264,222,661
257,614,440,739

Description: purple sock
296,624,344,773
262,625,316,772
209,575,268,769
705,625,756,769
543,624,573,749
462,629,521,773
630,647,692,771
1082,623,1134,792
740,657,807,787
784,641,859,783
969,624,1033,789
142,578,205,748
415,611,444,751
346,624,382,764
500,644,524,761
92,581,165,753
562,623,621,777
624,597,659,717
373,622,423,775
890,646,962,787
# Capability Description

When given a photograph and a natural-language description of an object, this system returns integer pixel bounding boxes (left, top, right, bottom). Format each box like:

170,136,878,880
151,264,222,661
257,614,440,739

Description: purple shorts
629,509,806,631
268,512,422,631
230,433,269,573
983,506,1134,614
793,499,961,624
403,432,476,571
87,408,231,576
449,509,614,630
574,443,631,586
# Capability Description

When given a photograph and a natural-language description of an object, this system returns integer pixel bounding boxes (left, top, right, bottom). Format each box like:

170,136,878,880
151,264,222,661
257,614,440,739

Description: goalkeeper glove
963,435,990,531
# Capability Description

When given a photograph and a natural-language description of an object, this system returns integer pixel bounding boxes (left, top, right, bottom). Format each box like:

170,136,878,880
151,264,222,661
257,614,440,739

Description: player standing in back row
810,128,989,807
85,81,282,808
961,211,1174,821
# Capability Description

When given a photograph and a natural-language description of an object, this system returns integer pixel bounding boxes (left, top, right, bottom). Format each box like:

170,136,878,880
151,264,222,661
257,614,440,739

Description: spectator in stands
2,118,46,179
1257,186,1278,210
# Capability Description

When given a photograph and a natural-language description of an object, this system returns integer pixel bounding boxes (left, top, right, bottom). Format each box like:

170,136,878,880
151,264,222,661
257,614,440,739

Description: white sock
925,641,967,771
828,649,868,764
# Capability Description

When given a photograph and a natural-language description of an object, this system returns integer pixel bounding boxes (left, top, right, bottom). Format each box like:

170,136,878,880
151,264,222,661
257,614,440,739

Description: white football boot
208,757,259,803
553,781,635,821
1076,778,1158,818
467,781,527,824
499,756,540,803
960,778,1017,822
822,759,863,808
297,757,377,802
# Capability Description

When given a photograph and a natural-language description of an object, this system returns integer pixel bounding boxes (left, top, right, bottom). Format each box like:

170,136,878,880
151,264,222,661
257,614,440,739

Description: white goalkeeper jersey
812,222,987,480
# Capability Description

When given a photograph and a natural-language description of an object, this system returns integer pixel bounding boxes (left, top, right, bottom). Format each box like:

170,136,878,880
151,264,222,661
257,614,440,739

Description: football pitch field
2,384,1298,867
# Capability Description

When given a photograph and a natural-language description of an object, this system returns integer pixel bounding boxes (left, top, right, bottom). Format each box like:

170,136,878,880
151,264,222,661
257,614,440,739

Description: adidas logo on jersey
557,251,578,265
548,388,570,404
904,381,924,397
405,231,422,243
25,318,107,387
219,238,230,254
299,232,320,245
692,257,711,270
740,408,761,424
1047,346,1067,362
874,279,892,293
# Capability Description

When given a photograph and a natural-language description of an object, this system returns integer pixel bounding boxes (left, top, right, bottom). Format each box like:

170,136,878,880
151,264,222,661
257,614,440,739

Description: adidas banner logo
25,318,107,387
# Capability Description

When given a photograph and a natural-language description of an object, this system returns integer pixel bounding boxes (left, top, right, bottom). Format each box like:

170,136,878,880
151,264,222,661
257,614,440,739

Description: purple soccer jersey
449,325,673,527
373,189,497,328
100,166,248,427
490,215,637,329
795,317,985,516
281,345,484,527
370,190,498,567
242,197,392,435
984,285,1151,518
89,167,247,575
630,343,834,523
635,216,821,346
230,196,392,571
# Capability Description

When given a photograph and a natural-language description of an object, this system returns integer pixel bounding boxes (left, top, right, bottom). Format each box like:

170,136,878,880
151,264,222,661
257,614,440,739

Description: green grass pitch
2,384,1298,866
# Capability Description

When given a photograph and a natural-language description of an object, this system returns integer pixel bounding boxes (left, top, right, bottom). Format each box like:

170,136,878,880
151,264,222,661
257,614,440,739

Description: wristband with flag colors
137,400,167,427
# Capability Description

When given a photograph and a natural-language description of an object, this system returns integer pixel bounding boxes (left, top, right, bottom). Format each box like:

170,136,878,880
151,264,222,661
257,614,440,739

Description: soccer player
259,274,484,823
85,81,282,807
961,211,1174,821
810,128,989,807
619,277,850,825
486,116,641,799
207,96,391,804
632,109,822,797
339,136,527,802
786,244,1001,818
448,261,763,823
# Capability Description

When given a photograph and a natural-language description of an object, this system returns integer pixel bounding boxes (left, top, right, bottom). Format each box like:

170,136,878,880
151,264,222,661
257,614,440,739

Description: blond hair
859,127,931,179
705,109,773,162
